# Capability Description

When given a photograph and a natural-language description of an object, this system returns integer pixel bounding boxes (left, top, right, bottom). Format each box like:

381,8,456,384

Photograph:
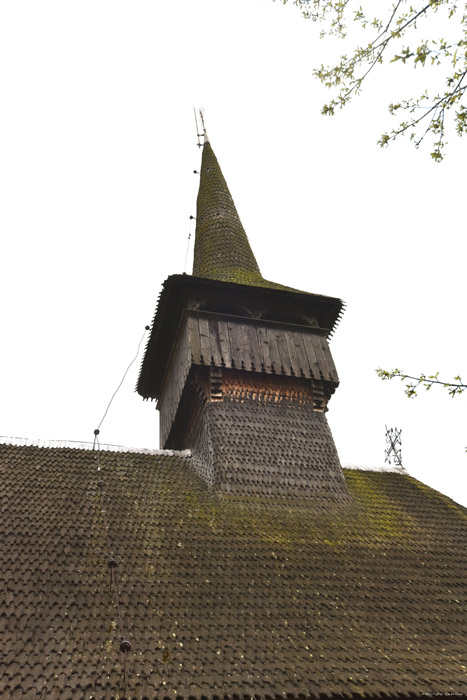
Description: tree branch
376,368,467,397
280,0,467,158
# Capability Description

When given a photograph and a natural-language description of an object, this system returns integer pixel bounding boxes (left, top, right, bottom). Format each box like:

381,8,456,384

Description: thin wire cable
91,326,149,698
96,326,149,432
184,224,193,272
94,437,131,697
123,652,129,698
184,222,193,273
184,167,199,273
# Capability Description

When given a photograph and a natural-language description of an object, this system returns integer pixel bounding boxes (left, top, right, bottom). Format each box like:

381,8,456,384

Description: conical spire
193,139,264,286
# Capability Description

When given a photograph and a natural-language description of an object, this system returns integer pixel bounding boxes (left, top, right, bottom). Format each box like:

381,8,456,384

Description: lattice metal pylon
385,426,403,468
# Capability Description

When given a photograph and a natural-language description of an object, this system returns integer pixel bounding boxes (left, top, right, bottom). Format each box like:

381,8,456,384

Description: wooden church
1,132,466,700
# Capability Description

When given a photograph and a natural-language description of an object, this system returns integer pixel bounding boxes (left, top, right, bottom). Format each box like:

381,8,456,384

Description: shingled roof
2,442,466,699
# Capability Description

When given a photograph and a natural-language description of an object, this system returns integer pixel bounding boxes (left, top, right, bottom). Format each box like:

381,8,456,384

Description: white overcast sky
1,0,466,506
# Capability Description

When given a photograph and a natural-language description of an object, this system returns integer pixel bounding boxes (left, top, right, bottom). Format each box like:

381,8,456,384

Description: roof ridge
343,463,406,474
0,436,192,456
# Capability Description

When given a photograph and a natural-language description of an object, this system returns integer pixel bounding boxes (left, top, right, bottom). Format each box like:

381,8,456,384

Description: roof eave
137,274,344,400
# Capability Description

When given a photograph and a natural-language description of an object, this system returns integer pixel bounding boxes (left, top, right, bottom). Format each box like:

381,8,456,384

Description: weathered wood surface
159,310,338,445
187,311,338,383
159,320,192,447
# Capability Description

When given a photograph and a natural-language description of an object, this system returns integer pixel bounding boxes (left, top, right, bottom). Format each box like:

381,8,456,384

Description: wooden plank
198,316,212,364
227,321,242,369
177,324,191,387
311,333,330,381
275,328,293,376
208,317,223,366
247,322,262,371
256,325,272,372
320,336,338,382
159,322,193,446
177,322,191,373
237,322,252,370
292,331,312,378
187,314,202,364
283,329,302,378
266,326,283,374
217,319,232,368
302,333,321,379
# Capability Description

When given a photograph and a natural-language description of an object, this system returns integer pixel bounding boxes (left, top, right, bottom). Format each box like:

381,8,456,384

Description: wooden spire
193,140,264,285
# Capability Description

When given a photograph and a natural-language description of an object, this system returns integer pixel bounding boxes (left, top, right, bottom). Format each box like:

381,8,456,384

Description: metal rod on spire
193,107,202,148
199,108,208,144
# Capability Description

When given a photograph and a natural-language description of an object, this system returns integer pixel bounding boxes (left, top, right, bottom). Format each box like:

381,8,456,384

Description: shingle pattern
180,370,349,499
1,443,466,699
193,142,296,292
208,394,347,498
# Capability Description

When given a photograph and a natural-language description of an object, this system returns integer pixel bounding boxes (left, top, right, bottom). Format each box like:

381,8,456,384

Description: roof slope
1,443,466,699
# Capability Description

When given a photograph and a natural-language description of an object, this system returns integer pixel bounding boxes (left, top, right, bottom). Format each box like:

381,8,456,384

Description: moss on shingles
197,266,299,292
2,445,467,697
193,142,300,293
128,457,467,551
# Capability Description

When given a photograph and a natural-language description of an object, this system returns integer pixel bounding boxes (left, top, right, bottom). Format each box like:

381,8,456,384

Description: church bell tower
137,133,349,500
